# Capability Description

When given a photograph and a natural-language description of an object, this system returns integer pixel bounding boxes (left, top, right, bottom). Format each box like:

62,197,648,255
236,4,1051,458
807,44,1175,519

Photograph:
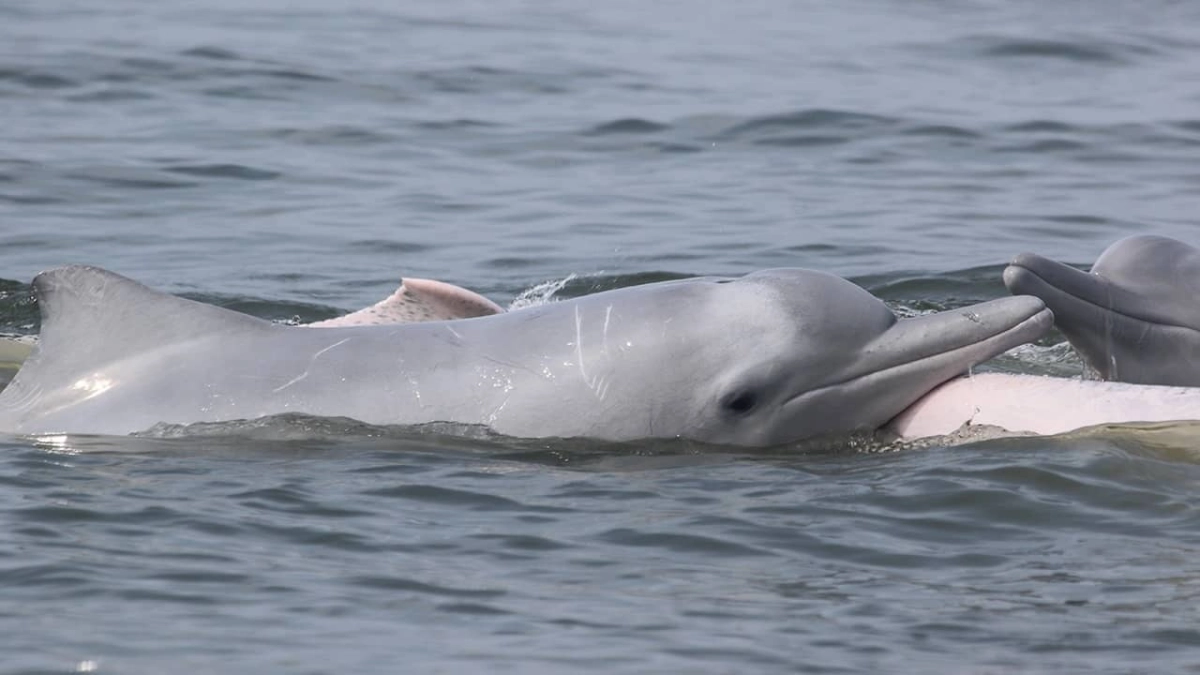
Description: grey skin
0,265,1051,445
1004,235,1200,386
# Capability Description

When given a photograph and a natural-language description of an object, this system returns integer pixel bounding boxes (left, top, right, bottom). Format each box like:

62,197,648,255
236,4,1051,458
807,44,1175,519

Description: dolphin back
0,266,275,432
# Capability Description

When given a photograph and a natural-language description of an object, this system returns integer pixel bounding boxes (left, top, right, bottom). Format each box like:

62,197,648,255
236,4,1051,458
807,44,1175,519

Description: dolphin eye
721,389,759,415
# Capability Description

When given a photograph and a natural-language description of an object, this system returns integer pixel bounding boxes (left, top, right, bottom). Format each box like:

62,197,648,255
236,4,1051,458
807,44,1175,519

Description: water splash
507,274,579,311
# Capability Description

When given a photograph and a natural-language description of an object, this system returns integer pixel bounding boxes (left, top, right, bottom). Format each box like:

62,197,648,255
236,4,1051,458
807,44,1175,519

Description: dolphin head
1003,235,1200,385
552,269,1052,446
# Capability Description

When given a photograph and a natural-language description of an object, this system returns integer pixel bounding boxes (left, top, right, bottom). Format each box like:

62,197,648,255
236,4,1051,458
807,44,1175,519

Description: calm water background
2,0,1200,672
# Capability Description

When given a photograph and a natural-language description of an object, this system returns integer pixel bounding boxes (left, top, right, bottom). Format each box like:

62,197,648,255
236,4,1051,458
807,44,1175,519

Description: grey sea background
3,1,1200,672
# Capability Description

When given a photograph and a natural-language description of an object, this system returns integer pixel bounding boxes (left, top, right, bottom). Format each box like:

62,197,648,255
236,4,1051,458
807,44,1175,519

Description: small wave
64,167,197,190
180,46,242,61
137,414,397,441
586,118,670,135
752,134,848,148
347,239,432,254
576,109,996,157
999,138,1089,154
1004,120,1079,134
596,527,771,557
0,68,76,89
414,65,574,96
348,575,506,598
720,108,898,140
136,413,500,444
362,484,568,513
414,118,497,130
66,88,155,103
164,163,281,181
928,33,1165,67
900,124,982,140
266,125,403,146
975,36,1156,65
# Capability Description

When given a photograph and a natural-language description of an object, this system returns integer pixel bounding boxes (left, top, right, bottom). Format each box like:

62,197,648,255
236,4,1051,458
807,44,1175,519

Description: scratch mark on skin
573,305,611,401
487,396,510,424
313,337,352,359
480,353,531,373
446,325,462,340
273,371,309,393
274,337,352,393
603,304,612,351
575,305,588,383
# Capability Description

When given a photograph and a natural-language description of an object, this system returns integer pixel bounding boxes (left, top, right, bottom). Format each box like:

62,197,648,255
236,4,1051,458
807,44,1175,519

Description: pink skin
308,278,504,327
887,373,1200,439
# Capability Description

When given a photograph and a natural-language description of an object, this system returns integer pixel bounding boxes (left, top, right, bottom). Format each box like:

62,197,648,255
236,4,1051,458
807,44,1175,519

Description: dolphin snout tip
1002,253,1060,296
1001,263,1028,293
984,293,1053,341
1007,251,1043,268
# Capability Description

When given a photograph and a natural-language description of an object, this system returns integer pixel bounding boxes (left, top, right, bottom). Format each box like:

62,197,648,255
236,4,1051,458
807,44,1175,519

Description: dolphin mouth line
1007,262,1200,334
781,306,1054,408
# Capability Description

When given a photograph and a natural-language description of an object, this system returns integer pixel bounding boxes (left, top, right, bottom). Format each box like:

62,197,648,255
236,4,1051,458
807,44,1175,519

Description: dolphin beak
861,295,1053,382
1003,252,1140,374
1003,253,1129,327
1002,252,1185,383
781,295,1052,440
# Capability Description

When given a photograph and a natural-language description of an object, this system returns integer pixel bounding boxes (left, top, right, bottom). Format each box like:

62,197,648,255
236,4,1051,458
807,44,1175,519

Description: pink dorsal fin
309,278,504,327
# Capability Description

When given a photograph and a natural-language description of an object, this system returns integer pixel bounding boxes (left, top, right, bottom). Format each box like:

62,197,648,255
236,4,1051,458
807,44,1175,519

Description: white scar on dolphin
0,265,1051,444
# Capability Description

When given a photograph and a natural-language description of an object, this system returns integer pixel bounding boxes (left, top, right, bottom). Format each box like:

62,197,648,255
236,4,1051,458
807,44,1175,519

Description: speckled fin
309,278,504,327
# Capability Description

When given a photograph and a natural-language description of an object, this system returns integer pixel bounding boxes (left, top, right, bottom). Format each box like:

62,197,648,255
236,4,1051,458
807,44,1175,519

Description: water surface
2,0,1200,672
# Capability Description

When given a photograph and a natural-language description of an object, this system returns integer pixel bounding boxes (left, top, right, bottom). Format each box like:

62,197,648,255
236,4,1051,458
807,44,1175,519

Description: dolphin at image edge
1003,235,1200,386
0,265,1051,445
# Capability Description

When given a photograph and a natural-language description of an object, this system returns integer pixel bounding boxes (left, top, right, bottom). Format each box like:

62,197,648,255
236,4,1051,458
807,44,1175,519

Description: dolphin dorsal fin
309,277,504,327
28,265,273,375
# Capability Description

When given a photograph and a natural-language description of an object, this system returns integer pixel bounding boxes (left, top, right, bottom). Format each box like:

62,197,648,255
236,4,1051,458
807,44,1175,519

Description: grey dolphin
0,265,1051,445
1003,235,1200,385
